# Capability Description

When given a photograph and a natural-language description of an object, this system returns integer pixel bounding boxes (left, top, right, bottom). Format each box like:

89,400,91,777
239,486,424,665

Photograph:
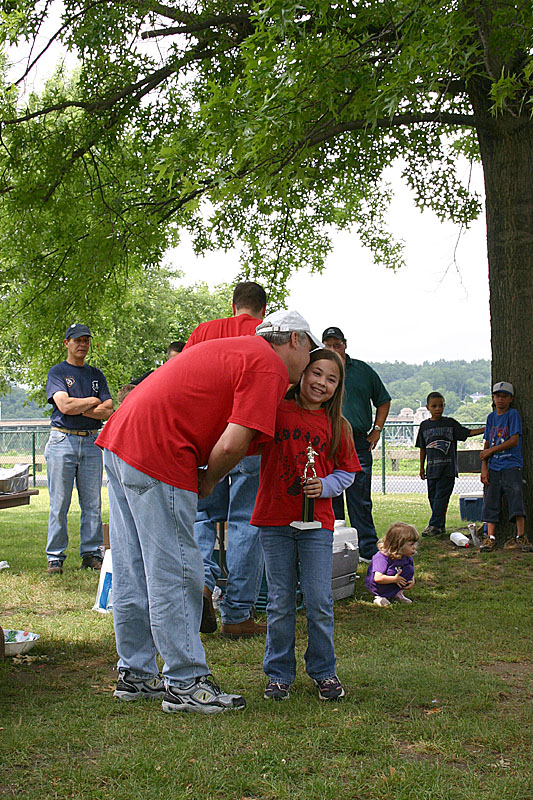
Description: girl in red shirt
251,349,360,702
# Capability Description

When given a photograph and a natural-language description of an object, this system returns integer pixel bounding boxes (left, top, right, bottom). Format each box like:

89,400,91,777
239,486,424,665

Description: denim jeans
332,438,378,559
260,525,336,684
427,475,456,530
194,455,263,624
45,429,103,562
104,450,209,684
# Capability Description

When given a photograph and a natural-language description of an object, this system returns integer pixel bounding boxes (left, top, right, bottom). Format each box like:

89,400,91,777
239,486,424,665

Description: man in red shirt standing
96,310,320,714
184,282,268,638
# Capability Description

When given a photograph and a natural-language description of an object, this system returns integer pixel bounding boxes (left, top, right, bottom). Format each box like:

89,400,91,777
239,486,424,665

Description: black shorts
482,467,526,522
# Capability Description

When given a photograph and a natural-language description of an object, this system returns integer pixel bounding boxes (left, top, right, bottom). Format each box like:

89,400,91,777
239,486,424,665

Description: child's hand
480,449,491,461
303,477,323,498
481,471,490,485
394,568,407,587
404,579,415,591
419,468,426,480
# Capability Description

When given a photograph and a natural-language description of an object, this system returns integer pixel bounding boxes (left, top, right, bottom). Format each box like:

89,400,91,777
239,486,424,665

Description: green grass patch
1,490,532,799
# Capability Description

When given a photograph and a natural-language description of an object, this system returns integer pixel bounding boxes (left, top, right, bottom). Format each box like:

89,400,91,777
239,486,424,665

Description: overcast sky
171,167,491,364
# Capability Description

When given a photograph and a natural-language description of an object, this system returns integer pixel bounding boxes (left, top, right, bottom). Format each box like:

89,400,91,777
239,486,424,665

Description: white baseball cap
256,309,322,348
492,381,514,395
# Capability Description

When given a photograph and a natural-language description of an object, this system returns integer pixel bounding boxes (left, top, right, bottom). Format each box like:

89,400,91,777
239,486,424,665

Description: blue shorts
482,467,526,523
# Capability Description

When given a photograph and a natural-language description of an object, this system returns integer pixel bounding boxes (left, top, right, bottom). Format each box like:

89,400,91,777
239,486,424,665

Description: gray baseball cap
492,381,514,395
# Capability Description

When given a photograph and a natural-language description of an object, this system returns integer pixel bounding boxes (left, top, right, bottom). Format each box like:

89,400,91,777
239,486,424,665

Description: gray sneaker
162,676,246,714
113,669,166,701
421,525,442,537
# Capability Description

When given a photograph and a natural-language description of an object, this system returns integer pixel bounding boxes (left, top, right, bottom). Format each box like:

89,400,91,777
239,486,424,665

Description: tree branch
141,14,254,40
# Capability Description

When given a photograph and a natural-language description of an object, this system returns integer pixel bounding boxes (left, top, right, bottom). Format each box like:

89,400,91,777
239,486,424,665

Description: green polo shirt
342,356,391,437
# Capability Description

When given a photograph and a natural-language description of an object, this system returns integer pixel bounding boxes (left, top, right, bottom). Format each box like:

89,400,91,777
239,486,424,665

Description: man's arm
367,401,391,450
198,423,258,498
52,391,101,416
83,398,114,420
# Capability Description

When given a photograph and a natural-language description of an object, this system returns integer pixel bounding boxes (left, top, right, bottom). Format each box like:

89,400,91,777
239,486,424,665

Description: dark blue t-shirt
484,408,523,470
415,416,470,478
46,361,112,431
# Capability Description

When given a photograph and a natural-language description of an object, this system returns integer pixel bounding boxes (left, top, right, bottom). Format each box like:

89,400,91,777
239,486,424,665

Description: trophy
291,445,321,530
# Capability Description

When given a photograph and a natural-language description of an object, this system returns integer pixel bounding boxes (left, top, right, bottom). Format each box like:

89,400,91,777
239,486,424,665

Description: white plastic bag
93,549,113,613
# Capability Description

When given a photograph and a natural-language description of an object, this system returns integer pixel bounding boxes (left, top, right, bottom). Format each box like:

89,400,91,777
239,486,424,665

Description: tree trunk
476,118,533,540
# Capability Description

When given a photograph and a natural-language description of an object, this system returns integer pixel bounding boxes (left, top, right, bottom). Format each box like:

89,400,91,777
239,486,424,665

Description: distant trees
371,359,491,416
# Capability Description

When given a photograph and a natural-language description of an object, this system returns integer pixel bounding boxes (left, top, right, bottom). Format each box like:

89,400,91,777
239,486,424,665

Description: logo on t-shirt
92,380,99,393
65,377,75,388
426,440,451,455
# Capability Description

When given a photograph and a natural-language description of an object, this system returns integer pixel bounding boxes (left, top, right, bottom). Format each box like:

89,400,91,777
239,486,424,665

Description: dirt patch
482,660,533,681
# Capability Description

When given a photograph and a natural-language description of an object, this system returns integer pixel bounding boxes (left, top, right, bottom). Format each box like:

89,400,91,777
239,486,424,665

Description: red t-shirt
96,336,288,492
183,314,261,348
251,400,360,530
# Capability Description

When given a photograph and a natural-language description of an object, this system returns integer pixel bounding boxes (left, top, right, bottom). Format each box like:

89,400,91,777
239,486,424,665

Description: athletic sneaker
46,560,63,575
81,554,103,570
264,680,291,701
161,676,246,714
422,525,442,537
313,675,345,701
113,669,166,701
393,590,412,604
480,535,496,552
373,596,390,607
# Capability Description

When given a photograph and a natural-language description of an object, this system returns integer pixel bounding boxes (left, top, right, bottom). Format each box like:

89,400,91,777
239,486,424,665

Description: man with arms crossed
322,326,391,561
96,310,320,714
45,324,113,574
184,281,267,638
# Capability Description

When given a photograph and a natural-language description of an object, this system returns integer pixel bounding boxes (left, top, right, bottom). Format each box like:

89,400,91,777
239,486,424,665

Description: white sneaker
162,676,246,714
373,596,390,607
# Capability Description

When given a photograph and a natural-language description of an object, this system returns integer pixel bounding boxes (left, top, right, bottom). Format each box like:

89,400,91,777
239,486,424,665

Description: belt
51,427,99,437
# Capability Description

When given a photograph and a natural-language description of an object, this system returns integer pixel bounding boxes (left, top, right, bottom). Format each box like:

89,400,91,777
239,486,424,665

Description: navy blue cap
322,326,345,342
64,324,91,340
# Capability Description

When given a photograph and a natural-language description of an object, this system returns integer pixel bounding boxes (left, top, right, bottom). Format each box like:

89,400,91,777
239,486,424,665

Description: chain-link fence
0,420,486,494
373,421,485,495
0,422,50,487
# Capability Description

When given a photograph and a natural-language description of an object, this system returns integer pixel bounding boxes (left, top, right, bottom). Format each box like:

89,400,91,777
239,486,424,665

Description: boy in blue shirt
480,381,530,552
416,392,484,536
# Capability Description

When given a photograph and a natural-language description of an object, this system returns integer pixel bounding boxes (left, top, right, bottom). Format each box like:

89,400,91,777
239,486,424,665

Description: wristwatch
373,424,382,432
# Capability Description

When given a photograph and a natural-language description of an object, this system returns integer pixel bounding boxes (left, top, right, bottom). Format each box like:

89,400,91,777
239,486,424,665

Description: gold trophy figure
291,445,322,530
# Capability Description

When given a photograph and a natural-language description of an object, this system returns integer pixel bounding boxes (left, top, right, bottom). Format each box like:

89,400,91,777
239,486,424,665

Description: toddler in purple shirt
365,522,419,607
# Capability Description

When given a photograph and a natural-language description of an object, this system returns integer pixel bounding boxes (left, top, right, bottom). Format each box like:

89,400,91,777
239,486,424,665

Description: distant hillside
369,359,491,417
0,360,492,421
0,384,47,419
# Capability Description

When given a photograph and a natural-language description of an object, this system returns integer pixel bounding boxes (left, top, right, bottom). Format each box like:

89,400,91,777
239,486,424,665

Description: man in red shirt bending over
96,309,321,715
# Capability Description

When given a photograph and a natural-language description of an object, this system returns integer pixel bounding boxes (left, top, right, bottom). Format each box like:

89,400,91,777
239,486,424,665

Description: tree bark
475,117,533,539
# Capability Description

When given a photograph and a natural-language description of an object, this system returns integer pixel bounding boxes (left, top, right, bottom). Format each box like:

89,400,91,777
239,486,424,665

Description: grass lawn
1,490,532,800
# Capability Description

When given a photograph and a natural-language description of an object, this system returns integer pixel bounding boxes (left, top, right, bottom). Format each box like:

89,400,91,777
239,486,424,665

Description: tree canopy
1,4,532,476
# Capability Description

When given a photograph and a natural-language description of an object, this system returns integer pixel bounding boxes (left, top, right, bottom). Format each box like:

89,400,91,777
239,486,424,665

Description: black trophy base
291,491,321,530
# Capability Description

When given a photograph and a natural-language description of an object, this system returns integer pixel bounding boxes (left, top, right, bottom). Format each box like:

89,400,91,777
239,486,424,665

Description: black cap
322,326,345,342
64,324,91,340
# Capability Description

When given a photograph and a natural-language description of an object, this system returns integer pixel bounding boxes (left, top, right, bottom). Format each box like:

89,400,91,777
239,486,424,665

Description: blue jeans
260,526,336,684
45,429,103,562
194,455,263,624
427,475,456,530
332,438,378,559
104,450,209,684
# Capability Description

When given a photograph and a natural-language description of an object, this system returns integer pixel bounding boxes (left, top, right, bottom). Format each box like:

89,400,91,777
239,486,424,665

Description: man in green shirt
322,327,391,560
